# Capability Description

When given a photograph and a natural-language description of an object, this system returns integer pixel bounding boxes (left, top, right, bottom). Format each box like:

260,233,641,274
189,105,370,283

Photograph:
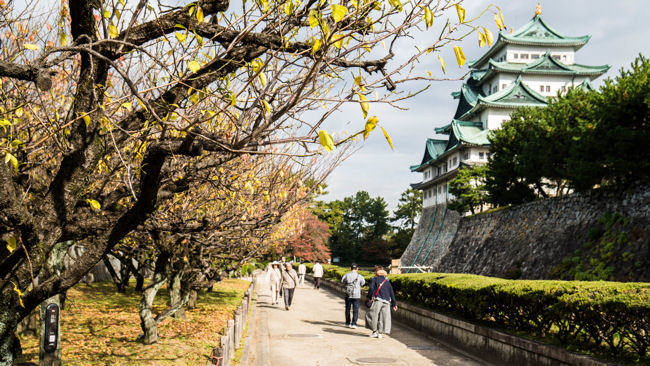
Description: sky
319,0,650,211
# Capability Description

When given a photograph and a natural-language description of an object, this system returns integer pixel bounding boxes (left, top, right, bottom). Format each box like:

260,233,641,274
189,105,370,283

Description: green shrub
311,264,649,362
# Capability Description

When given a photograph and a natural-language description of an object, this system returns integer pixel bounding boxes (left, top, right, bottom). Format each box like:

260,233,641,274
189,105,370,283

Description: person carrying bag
365,266,397,339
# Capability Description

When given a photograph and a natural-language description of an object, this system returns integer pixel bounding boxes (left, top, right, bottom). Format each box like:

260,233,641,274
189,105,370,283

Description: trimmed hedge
299,263,649,363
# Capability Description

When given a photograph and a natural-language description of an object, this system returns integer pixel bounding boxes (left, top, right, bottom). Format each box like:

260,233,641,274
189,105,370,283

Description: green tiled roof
452,83,484,119
410,138,448,172
451,121,490,146
468,16,590,69
434,119,482,135
459,76,547,119
477,51,609,81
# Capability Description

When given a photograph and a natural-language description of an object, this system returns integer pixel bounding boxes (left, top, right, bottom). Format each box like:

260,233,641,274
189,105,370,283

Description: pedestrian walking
341,263,365,329
298,261,307,286
269,263,282,305
312,260,324,289
365,266,397,339
281,262,300,310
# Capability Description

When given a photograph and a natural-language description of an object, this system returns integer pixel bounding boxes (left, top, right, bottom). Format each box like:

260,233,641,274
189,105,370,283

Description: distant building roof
459,75,548,119
410,138,448,172
475,51,610,81
468,16,591,69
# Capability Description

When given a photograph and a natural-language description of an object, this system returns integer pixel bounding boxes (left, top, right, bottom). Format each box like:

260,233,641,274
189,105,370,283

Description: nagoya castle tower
399,8,609,272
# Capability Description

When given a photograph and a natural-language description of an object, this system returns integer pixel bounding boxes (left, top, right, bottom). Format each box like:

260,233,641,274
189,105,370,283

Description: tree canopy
486,54,650,206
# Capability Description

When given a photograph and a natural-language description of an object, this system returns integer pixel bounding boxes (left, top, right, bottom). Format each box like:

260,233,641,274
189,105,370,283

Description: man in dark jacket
365,266,397,338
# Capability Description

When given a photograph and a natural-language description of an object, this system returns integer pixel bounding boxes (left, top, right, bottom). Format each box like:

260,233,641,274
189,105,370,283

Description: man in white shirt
298,261,307,286
312,260,324,289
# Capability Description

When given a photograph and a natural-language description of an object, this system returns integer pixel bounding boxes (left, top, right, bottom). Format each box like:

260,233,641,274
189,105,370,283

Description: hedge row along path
243,270,485,366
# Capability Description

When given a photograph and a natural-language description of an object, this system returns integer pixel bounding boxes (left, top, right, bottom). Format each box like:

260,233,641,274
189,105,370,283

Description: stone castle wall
399,205,460,273
404,184,650,280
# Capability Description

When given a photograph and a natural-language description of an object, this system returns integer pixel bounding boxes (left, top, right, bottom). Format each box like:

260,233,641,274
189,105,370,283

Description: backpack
344,273,360,297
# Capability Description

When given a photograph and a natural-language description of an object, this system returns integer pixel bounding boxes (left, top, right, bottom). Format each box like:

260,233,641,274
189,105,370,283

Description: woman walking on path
312,260,324,289
365,266,397,338
281,263,300,310
269,263,282,305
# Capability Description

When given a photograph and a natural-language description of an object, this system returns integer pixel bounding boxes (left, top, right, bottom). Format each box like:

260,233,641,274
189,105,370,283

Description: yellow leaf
388,0,401,10
358,93,369,118
364,116,378,139
424,7,433,29
60,33,68,46
109,24,118,39
318,130,334,152
498,8,506,29
438,55,446,74
188,60,201,73
318,185,323,194
332,34,344,49
83,115,91,128
478,30,486,48
4,152,18,173
196,6,204,23
14,107,23,118
6,237,17,253
320,21,331,38
351,0,358,9
86,199,101,211
259,72,267,87
312,38,322,53
331,4,347,22
309,10,319,28
494,13,503,31
11,282,24,308
483,27,494,46
261,0,269,12
24,43,40,50
175,31,187,43
454,4,465,23
230,92,237,106
453,45,466,67
380,126,394,150
121,102,132,111
354,75,366,91
262,100,271,114
285,1,295,16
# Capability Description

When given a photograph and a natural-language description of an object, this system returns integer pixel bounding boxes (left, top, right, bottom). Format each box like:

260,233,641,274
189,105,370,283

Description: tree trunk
167,273,185,319
118,260,131,292
138,273,166,345
187,290,198,309
38,240,68,366
135,272,145,292
39,295,62,366
0,304,23,366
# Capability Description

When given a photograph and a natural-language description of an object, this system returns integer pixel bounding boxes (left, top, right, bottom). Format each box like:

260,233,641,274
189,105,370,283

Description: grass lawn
16,279,250,365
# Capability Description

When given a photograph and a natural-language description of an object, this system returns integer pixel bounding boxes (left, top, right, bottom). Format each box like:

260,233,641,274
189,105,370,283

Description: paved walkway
243,271,487,366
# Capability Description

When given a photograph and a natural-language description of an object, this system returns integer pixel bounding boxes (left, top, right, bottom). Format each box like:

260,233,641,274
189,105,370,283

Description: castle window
502,84,506,89
546,85,551,92
540,85,544,92
552,55,561,60
479,152,485,159
452,157,458,166
513,53,519,59
521,54,529,60
562,55,567,61
462,151,469,160
531,54,540,59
